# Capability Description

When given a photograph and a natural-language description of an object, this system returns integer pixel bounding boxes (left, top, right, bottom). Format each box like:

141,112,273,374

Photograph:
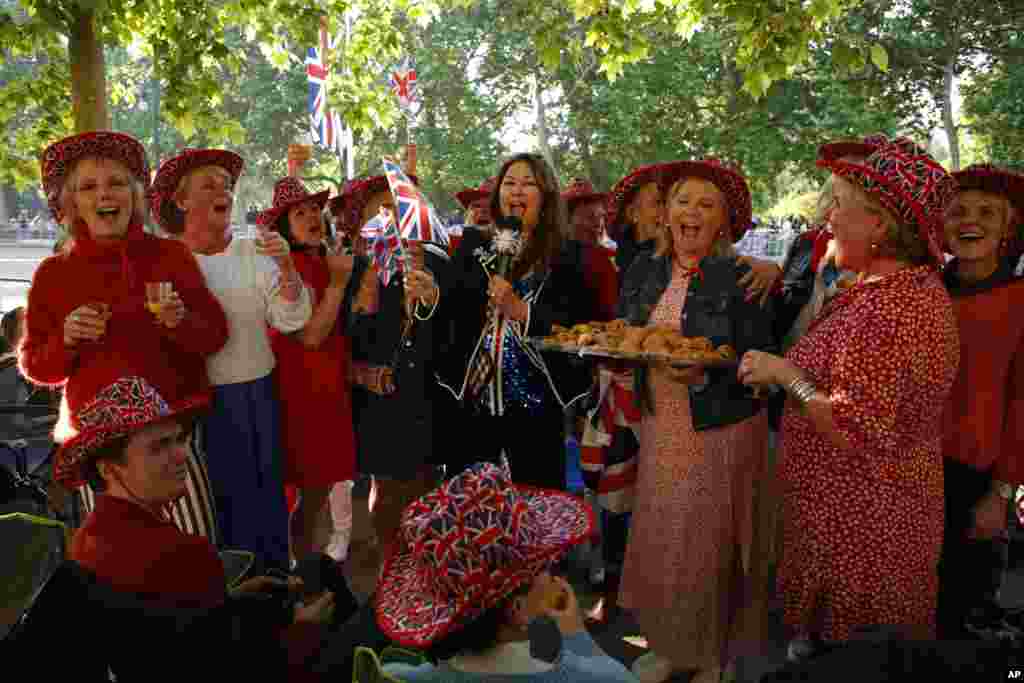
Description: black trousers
460,403,567,491
936,457,1006,639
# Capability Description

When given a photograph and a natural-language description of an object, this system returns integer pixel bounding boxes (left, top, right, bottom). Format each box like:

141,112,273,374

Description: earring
870,242,879,254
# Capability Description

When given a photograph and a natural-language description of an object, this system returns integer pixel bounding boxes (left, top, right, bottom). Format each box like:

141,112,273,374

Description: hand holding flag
382,158,448,246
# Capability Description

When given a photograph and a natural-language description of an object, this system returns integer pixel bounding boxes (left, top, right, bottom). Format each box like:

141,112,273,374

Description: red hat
455,177,498,209
40,131,151,220
819,137,957,267
561,178,606,209
661,158,753,242
328,172,419,236
952,164,1024,240
53,377,208,488
375,461,594,648
255,177,331,227
605,163,664,240
818,133,891,164
148,148,245,233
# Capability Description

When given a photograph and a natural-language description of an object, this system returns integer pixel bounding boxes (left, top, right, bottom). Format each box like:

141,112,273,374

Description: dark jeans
937,457,1006,639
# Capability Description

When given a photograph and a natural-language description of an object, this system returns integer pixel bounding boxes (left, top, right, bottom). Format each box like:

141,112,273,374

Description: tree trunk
68,9,109,132
941,52,959,170
534,72,558,180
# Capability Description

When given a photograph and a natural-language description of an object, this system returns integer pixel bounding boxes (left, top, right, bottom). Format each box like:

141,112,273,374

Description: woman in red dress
739,138,960,652
259,177,373,561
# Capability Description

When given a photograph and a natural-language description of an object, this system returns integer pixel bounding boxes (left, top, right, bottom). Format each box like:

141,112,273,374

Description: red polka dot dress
778,266,959,641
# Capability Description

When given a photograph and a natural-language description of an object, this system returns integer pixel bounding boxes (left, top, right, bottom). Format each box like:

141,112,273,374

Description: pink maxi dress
618,266,773,670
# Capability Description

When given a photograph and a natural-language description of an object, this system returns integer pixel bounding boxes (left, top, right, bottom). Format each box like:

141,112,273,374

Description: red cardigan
942,277,1024,483
19,221,228,422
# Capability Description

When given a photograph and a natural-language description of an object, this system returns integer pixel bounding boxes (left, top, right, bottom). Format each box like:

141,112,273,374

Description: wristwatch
993,480,1015,501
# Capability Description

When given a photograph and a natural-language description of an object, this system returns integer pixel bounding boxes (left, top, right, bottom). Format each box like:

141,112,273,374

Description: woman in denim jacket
616,159,777,683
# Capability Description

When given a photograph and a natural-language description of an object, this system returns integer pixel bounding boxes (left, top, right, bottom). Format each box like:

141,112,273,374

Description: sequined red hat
40,131,151,221
661,158,754,242
455,176,498,209
605,163,664,240
328,172,419,236
375,461,594,648
148,148,244,233
255,177,331,227
819,137,957,267
54,377,208,489
818,133,891,164
561,178,606,210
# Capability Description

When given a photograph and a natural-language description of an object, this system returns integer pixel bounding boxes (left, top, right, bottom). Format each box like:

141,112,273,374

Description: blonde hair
835,176,929,266
662,177,736,260
58,156,146,228
161,165,234,235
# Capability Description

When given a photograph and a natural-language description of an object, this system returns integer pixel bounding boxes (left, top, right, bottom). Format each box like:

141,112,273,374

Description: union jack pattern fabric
383,158,449,246
375,462,594,648
364,212,405,287
389,55,418,111
821,137,958,267
307,25,346,155
579,369,640,514
54,377,208,488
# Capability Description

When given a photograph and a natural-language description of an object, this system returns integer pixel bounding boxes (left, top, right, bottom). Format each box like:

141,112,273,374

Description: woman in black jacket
437,153,597,491
615,159,776,683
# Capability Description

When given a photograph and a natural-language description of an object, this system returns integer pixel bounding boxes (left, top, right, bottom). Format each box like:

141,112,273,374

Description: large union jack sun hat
375,461,594,648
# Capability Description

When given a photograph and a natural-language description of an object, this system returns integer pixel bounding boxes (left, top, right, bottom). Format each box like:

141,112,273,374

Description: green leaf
870,43,888,72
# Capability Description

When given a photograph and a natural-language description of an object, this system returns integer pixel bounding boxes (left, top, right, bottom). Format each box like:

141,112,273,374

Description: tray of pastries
530,319,738,368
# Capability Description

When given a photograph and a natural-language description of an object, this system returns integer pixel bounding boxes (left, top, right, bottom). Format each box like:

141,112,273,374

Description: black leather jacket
618,252,778,431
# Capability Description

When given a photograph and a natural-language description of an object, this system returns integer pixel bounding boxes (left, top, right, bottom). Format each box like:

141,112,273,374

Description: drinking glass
145,282,172,316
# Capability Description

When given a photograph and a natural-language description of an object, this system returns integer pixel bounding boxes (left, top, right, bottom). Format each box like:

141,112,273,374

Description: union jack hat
375,461,594,648
455,176,498,209
148,148,244,233
820,137,957,267
818,133,891,164
661,158,754,242
605,163,664,241
952,163,1024,250
53,377,208,489
40,131,151,221
329,173,419,237
255,176,331,228
561,178,606,209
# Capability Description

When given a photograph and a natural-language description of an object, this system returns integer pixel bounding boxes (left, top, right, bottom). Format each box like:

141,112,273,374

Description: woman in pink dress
739,138,960,653
616,159,777,683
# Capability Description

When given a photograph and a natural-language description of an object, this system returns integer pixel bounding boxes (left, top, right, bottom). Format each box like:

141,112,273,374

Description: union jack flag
382,158,449,246
306,24,346,154
364,212,404,286
389,56,418,111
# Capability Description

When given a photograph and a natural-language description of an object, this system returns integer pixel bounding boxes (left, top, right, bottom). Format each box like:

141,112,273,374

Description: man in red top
57,375,373,681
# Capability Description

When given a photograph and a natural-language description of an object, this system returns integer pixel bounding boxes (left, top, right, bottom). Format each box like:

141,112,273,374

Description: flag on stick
382,158,449,246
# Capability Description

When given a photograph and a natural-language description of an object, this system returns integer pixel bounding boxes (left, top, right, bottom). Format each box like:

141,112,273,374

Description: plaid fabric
375,461,594,648
465,305,500,403
40,131,151,220
580,369,639,514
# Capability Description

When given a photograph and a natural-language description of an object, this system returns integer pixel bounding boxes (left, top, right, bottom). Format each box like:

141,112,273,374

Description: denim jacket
618,252,778,431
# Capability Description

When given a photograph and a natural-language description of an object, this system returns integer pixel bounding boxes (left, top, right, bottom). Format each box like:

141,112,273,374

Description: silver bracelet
787,378,816,405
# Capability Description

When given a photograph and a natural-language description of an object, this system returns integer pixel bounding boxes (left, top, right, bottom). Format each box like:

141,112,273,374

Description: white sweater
195,237,311,386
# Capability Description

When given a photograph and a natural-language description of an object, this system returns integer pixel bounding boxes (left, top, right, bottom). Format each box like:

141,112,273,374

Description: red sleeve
160,243,229,356
281,622,326,681
583,246,618,322
994,336,1024,485
18,256,77,386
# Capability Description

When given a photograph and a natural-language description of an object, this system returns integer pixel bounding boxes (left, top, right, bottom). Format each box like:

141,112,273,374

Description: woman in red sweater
938,163,1024,638
259,177,375,561
19,131,229,531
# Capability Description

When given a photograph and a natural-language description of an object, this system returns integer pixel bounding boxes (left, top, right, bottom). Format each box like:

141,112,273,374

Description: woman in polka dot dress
738,138,961,648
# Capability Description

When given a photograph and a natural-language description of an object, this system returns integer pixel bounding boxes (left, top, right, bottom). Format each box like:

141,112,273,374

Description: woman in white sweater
149,149,311,572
